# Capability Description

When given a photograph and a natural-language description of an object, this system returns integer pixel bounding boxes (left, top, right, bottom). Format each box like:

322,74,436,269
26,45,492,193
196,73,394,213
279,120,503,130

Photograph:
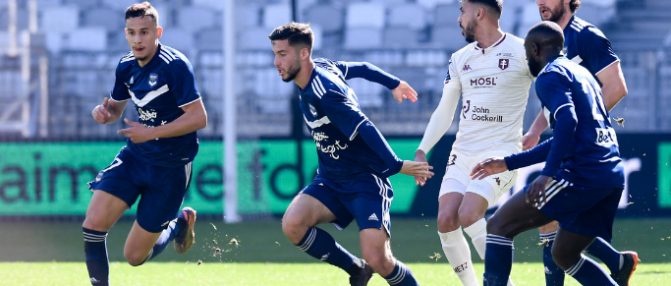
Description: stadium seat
344,27,382,50
576,3,612,26
82,8,122,31
159,28,194,52
45,33,63,54
196,28,223,51
383,27,419,49
0,31,8,55
65,28,108,52
517,2,542,37
406,51,448,67
431,26,465,51
434,3,462,27
36,0,62,9
177,6,217,32
237,5,260,28
102,0,147,11
346,3,385,29
263,4,292,29
388,4,427,31
192,0,225,11
0,7,28,31
346,78,384,108
417,0,455,10
304,4,344,34
239,28,272,50
41,6,79,34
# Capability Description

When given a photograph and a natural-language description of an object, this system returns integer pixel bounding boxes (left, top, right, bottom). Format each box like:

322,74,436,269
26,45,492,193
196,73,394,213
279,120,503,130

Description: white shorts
438,150,518,207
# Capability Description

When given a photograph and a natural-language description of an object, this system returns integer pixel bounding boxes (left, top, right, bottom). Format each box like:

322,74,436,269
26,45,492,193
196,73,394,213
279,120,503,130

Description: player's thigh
457,192,489,227
283,193,337,227
83,190,129,232
437,179,465,232
539,221,559,234
124,220,162,265
467,168,517,207
135,163,191,234
487,186,553,238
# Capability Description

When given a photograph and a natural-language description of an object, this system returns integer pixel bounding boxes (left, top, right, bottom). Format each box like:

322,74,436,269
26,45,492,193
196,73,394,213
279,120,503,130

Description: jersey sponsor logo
463,101,504,123
138,108,158,122
463,65,472,71
499,59,509,70
312,131,348,160
595,127,618,148
149,73,158,87
470,77,497,88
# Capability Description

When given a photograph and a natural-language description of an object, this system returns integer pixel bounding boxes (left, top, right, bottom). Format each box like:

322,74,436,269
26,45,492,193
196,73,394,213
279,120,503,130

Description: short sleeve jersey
564,16,620,80
302,58,395,182
444,34,534,156
536,57,624,188
110,44,201,167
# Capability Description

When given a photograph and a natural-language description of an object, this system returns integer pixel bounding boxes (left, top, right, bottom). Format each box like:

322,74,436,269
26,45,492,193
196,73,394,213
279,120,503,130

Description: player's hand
522,132,540,151
400,160,434,180
392,81,418,104
414,150,429,186
470,157,507,180
525,175,552,206
92,98,112,124
117,118,154,144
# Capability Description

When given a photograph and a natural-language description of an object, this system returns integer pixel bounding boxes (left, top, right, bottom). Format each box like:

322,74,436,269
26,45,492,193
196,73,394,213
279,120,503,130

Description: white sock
439,229,479,286
464,219,515,286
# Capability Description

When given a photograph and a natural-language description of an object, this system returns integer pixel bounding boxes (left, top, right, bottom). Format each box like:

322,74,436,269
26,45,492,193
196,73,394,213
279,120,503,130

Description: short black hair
526,21,565,51
125,2,159,26
569,0,582,13
268,22,314,54
461,0,503,17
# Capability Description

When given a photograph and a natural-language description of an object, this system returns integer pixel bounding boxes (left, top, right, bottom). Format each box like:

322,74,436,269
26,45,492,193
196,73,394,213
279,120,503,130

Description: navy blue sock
565,255,617,286
83,227,109,286
295,227,356,272
383,261,419,286
142,219,185,263
585,237,622,275
541,232,565,286
483,234,514,286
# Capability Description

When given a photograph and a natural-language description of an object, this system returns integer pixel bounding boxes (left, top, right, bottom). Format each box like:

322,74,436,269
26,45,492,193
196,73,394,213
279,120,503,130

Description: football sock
463,219,487,260
585,237,623,275
383,261,420,286
541,232,565,286
141,218,186,264
83,227,110,286
439,229,479,286
295,227,356,273
565,255,617,286
483,234,514,286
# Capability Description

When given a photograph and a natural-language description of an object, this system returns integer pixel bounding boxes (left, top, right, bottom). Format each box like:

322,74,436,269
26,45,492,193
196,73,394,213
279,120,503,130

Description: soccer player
471,21,625,286
270,22,434,286
523,1,637,285
414,1,530,285
85,2,205,285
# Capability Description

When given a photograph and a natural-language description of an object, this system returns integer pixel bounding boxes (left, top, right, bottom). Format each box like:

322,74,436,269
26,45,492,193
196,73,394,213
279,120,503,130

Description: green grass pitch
0,218,669,285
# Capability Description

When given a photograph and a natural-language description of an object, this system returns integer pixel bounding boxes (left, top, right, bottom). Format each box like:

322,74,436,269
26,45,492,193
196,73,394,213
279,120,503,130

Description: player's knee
485,214,506,236
437,208,460,232
457,208,483,228
123,250,146,267
82,217,107,232
281,215,308,244
550,245,577,270
362,250,394,276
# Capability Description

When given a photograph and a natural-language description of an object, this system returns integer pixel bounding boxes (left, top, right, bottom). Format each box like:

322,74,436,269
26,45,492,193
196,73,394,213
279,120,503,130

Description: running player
414,1,530,285
472,21,625,286
270,22,434,286
85,3,204,285
524,1,636,285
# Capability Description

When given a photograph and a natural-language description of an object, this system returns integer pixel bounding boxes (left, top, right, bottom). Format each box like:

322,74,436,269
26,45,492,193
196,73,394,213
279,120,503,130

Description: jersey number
582,81,617,147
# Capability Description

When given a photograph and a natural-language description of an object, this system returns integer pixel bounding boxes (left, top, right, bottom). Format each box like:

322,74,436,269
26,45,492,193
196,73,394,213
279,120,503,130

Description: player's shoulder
117,51,135,70
570,16,607,40
451,42,478,60
157,45,194,71
538,58,572,80
503,34,525,50
313,69,348,99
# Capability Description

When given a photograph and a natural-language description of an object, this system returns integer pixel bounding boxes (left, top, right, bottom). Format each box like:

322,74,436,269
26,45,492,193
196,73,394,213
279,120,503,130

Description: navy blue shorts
301,173,393,237
88,147,192,233
530,177,623,241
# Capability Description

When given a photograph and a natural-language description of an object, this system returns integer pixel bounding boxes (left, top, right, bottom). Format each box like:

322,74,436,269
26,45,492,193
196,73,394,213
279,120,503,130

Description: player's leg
82,190,129,286
123,162,195,265
551,228,616,286
437,180,479,286
539,221,564,286
585,238,639,285
483,188,554,286
360,228,419,286
282,186,365,279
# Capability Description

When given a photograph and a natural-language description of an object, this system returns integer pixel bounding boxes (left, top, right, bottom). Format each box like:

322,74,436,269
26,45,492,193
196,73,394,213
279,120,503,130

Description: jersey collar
473,33,507,55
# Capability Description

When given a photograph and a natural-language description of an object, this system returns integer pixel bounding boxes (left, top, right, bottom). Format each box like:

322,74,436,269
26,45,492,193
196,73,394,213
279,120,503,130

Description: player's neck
294,61,315,90
475,26,504,50
137,46,158,67
556,12,575,30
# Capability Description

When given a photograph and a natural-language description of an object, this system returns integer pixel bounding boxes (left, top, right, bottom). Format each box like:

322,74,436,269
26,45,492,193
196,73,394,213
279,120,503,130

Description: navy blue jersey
301,58,402,183
564,16,619,81
536,57,624,188
110,44,201,167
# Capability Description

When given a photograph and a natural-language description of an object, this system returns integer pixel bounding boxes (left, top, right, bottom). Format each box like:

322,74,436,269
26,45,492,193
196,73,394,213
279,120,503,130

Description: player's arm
93,64,131,124
321,90,433,179
584,27,627,111
336,61,417,103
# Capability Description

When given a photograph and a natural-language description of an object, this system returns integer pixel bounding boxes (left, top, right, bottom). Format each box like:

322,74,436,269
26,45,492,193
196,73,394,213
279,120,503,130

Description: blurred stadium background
0,0,669,282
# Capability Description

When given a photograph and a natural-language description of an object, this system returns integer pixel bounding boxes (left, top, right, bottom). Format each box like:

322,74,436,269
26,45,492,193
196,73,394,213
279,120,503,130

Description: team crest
309,104,318,117
498,59,509,70
149,73,158,87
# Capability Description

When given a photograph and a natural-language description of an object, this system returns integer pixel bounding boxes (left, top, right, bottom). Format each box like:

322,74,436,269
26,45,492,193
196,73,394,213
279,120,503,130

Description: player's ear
532,43,540,57
156,26,163,38
300,47,309,60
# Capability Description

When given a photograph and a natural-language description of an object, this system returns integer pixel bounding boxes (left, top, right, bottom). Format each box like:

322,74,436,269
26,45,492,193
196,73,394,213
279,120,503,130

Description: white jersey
446,34,533,156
